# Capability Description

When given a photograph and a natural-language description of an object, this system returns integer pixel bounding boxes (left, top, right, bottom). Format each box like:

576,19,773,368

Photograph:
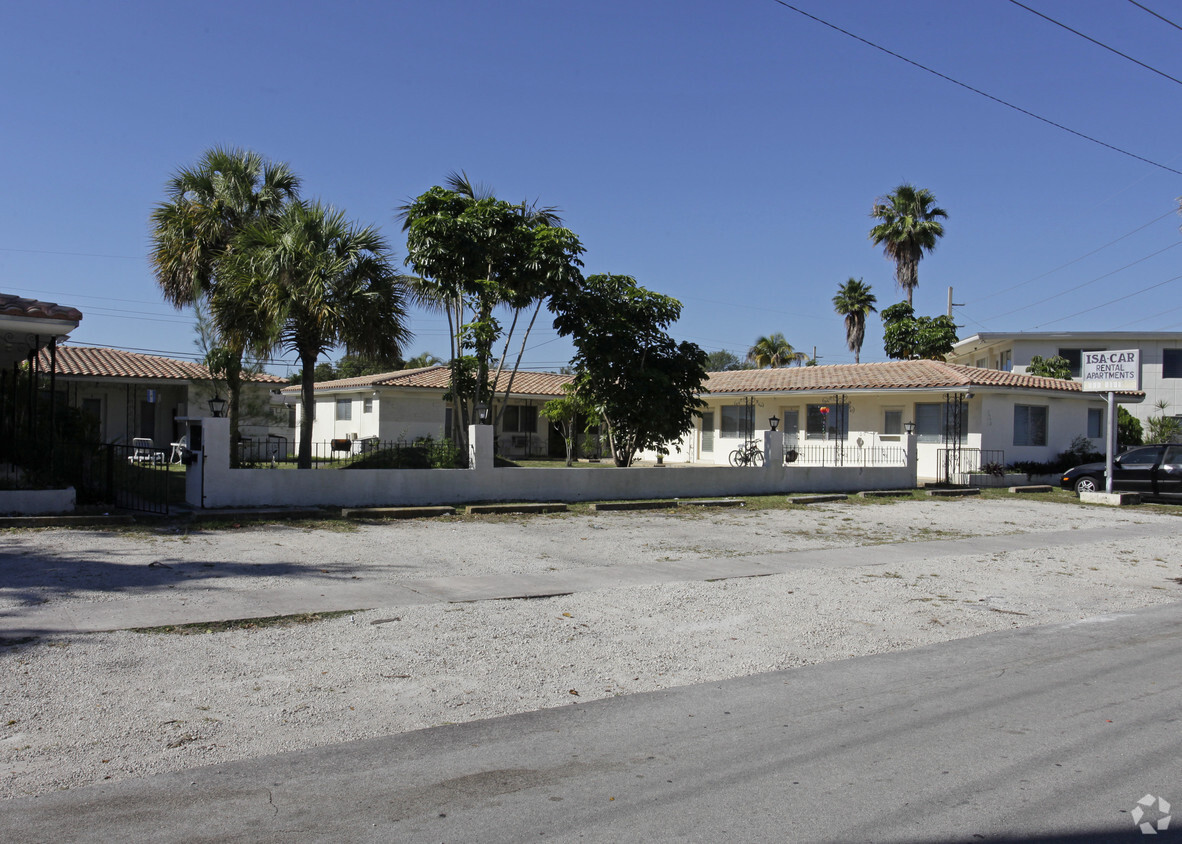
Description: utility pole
947,286,964,318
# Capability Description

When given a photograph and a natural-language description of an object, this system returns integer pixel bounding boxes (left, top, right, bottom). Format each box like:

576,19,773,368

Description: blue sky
4,0,1182,375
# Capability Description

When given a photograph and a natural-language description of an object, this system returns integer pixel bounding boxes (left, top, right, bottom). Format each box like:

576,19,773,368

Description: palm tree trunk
297,348,317,469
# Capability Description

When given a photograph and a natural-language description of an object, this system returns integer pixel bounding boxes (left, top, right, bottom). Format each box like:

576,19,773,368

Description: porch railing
785,443,906,467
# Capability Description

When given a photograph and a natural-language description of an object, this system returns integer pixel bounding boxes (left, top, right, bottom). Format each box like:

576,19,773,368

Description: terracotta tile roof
0,293,83,323
702,360,1090,394
286,365,573,397
40,345,287,383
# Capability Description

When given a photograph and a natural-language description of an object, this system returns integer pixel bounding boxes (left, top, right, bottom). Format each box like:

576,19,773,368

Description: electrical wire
1006,0,1182,87
768,1,1182,176
979,240,1182,321
1125,0,1182,34
1035,272,1182,327
970,208,1179,305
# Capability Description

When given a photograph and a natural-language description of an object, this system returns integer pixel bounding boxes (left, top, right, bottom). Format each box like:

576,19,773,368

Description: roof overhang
0,315,81,368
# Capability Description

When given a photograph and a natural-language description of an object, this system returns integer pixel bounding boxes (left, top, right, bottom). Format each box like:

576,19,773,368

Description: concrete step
927,488,981,498
342,506,456,519
788,494,849,505
467,503,569,515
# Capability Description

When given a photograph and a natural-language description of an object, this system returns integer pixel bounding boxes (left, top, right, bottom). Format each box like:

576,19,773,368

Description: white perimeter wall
190,421,918,509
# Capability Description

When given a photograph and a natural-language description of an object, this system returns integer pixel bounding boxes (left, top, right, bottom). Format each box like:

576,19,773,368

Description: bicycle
728,441,764,467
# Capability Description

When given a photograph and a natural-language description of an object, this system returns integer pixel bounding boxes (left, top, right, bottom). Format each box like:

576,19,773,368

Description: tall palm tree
869,184,947,306
227,201,412,468
747,333,804,369
832,278,877,364
149,147,299,456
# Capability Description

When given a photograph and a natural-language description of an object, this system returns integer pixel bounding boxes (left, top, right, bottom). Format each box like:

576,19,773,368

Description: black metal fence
236,436,466,470
1,439,172,515
785,443,906,467
936,448,1006,484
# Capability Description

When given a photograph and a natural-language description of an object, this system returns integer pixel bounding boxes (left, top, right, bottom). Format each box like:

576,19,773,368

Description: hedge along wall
188,420,918,509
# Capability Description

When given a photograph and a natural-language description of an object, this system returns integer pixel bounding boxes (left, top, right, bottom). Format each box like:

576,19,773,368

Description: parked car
1060,444,1182,495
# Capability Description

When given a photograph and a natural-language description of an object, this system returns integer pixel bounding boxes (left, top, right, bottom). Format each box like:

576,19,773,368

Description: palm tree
832,278,877,363
747,333,804,369
869,184,947,306
403,352,444,369
149,147,299,457
227,201,412,468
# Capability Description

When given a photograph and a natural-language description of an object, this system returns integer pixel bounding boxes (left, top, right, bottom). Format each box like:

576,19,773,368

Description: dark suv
1060,444,1182,495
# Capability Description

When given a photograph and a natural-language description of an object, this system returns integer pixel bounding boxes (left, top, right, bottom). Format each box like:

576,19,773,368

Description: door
1153,444,1182,495
1112,445,1164,493
781,409,799,448
700,412,715,456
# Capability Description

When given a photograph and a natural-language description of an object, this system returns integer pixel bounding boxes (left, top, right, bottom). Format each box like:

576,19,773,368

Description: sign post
1081,350,1140,494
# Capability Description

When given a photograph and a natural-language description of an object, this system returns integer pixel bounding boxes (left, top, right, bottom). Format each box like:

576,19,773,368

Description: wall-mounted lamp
208,395,227,418
769,414,780,432
964,392,974,400
904,420,916,435
476,402,490,425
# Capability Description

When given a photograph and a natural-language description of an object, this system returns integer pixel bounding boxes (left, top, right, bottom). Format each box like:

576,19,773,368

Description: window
914,403,943,443
363,397,373,414
1000,350,1012,371
81,398,101,422
1058,348,1082,378
335,399,352,421
883,409,902,436
700,411,715,453
1087,407,1105,439
1014,405,1047,446
720,404,751,438
1163,349,1182,379
503,405,538,433
806,404,848,439
975,358,987,369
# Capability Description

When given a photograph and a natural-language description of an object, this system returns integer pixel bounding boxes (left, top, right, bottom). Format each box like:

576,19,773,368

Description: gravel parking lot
2,496,1180,799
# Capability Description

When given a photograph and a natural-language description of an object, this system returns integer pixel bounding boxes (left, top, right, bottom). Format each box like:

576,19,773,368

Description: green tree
832,277,877,363
869,184,947,306
226,201,412,468
1145,400,1182,444
1027,354,1072,380
149,147,299,460
1118,406,1143,447
746,332,805,368
550,274,708,467
881,302,958,361
400,173,583,445
541,384,599,466
704,349,747,372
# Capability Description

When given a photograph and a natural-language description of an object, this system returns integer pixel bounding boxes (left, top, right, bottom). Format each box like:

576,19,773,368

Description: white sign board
1081,349,1141,392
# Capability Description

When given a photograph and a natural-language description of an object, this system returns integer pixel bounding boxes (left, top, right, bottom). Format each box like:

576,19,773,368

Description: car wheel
1074,476,1100,494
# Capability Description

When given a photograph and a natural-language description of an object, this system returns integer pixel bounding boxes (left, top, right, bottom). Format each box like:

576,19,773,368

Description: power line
1035,272,1182,327
979,240,1182,321
768,1,1182,176
1126,0,1182,33
970,208,1179,305
1006,0,1182,87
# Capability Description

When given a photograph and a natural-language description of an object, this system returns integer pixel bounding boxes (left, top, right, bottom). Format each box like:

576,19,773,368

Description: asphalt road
4,602,1181,843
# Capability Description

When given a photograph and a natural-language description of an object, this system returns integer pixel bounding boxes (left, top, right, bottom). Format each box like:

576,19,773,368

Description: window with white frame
1087,407,1105,439
335,399,352,421
806,403,847,439
363,397,373,413
502,405,538,433
720,404,750,438
883,408,903,436
1014,405,1048,446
